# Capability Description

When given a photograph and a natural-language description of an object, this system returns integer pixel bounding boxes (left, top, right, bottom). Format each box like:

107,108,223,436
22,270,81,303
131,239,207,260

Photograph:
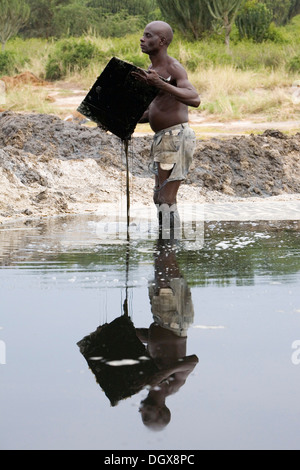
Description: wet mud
0,111,299,224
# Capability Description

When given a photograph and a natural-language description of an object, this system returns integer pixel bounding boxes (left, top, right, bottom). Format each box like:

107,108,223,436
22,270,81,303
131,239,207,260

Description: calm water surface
0,214,300,450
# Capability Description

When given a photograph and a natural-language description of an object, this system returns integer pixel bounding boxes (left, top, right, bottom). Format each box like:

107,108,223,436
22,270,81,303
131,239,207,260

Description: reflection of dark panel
77,57,159,140
77,316,158,407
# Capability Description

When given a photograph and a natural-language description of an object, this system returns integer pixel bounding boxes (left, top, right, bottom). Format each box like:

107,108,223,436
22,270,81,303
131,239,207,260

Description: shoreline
0,111,300,227
1,194,299,228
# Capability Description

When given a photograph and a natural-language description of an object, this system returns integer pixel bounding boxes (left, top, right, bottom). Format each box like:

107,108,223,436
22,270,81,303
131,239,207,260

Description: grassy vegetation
1,16,300,122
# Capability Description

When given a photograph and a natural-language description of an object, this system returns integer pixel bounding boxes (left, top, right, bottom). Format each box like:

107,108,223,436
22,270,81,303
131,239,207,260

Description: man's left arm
132,65,201,108
146,65,200,108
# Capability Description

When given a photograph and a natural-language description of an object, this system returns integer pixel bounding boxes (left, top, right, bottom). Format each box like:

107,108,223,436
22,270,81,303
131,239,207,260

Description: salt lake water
0,204,300,450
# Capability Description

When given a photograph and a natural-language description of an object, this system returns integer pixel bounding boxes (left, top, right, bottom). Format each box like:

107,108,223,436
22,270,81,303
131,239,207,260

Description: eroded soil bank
0,112,299,224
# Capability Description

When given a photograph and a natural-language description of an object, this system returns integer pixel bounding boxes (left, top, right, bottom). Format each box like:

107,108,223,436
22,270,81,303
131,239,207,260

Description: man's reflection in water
136,238,198,431
77,237,198,431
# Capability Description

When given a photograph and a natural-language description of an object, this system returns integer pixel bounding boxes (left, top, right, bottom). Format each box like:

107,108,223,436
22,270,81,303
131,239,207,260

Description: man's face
140,25,162,55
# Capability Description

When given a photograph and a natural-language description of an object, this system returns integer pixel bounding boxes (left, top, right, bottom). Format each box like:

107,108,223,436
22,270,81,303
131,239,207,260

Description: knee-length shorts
150,123,196,184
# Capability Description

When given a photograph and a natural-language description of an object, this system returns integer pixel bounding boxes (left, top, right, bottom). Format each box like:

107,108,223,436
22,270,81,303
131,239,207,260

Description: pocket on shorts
155,133,182,155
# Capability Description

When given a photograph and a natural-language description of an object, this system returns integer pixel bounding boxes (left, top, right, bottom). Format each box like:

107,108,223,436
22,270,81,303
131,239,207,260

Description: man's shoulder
167,55,184,67
167,56,187,75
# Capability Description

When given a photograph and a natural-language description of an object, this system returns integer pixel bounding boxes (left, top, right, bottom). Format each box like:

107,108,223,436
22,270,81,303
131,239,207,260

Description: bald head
146,21,174,46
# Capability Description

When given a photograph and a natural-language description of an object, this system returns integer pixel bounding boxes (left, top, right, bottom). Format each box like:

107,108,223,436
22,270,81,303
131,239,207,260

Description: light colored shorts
148,278,195,337
150,123,196,183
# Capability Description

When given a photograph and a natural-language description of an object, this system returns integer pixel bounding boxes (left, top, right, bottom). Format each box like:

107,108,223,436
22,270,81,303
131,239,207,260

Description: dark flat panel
77,57,158,140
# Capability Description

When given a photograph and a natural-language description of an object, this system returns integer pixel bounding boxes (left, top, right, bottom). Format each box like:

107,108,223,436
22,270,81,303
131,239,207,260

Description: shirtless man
133,21,200,212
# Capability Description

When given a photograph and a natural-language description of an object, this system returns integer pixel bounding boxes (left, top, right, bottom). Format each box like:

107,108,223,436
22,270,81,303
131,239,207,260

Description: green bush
281,14,300,43
288,54,300,72
97,12,144,38
45,38,99,80
232,40,289,69
0,51,17,75
264,22,288,43
235,1,273,43
53,4,101,38
262,0,292,26
122,53,148,68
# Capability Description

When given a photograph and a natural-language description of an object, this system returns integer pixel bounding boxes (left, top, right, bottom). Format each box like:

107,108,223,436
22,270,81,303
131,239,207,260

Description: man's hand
132,68,168,89
132,64,200,107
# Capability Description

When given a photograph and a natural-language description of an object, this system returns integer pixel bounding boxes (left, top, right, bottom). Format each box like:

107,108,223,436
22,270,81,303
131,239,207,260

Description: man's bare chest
149,65,175,85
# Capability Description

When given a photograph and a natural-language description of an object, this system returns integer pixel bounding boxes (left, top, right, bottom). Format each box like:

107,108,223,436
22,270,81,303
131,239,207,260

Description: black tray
77,57,159,140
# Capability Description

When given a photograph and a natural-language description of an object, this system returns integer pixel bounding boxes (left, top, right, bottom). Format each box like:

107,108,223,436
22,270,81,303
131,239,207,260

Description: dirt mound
0,72,48,89
64,110,88,123
0,111,155,222
189,130,300,196
0,111,299,223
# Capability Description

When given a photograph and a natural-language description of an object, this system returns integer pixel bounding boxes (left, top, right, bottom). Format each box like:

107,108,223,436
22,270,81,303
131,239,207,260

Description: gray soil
0,111,300,224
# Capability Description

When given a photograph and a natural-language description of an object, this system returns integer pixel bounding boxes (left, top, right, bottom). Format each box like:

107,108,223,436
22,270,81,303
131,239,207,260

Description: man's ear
160,36,167,46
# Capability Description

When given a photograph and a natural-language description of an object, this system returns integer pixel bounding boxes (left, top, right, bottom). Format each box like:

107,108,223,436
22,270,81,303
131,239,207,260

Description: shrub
264,22,288,43
235,1,273,43
53,3,101,38
0,51,17,75
262,0,292,26
45,38,99,80
122,53,148,68
97,12,144,38
288,55,300,72
281,14,300,44
232,40,288,70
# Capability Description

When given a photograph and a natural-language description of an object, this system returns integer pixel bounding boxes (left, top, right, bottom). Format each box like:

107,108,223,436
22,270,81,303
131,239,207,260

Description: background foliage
19,0,159,38
9,0,300,40
0,0,300,126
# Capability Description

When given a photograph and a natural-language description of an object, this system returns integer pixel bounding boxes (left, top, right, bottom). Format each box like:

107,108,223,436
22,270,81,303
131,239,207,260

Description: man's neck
149,49,169,68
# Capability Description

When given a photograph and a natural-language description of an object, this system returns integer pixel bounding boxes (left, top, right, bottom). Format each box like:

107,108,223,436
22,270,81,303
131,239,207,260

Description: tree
262,0,300,25
20,0,72,38
87,0,157,17
235,1,273,42
204,0,245,50
21,0,158,39
52,2,101,37
156,0,213,40
261,0,292,25
288,0,300,20
0,0,30,50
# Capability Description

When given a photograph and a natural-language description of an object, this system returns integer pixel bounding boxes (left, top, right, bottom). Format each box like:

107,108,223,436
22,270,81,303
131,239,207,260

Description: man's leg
154,164,181,239
153,165,181,205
